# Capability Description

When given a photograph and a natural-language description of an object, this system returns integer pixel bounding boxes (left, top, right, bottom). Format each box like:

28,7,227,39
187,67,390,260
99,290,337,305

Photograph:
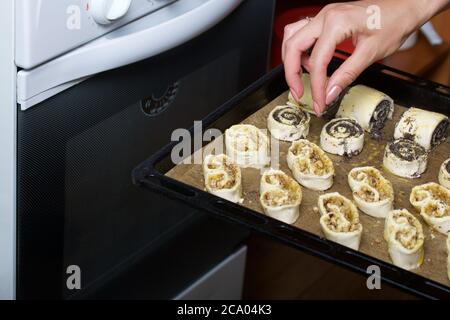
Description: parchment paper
167,91,450,287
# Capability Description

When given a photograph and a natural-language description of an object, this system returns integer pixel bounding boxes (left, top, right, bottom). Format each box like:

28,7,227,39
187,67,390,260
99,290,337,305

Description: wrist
414,0,448,24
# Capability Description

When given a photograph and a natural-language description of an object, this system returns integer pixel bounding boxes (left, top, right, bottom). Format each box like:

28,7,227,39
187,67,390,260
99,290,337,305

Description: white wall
0,0,16,300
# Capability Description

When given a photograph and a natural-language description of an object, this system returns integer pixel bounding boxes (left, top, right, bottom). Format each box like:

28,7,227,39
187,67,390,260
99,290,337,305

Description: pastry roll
384,209,424,270
410,182,450,235
287,73,343,116
439,158,450,189
267,105,310,141
225,124,270,168
394,107,449,150
336,85,394,136
287,73,315,115
259,169,302,224
287,139,335,191
383,138,428,179
410,182,450,210
203,154,243,203
348,167,394,218
320,118,365,157
318,192,363,250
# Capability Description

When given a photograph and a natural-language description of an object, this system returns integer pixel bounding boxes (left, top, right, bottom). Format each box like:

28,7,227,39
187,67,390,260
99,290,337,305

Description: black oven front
17,0,276,299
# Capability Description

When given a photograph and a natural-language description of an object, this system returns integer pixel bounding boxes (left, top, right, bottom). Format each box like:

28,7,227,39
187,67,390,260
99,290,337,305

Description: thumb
325,44,375,105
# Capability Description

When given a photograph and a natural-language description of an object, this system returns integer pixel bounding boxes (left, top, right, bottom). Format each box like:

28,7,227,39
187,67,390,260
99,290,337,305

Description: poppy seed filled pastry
259,169,302,224
348,167,394,218
439,158,450,190
318,192,363,250
384,209,424,270
287,139,335,191
336,85,394,137
287,73,344,116
203,154,242,203
320,118,365,157
383,138,428,179
287,73,315,115
267,105,310,142
225,124,270,169
394,107,449,150
410,182,450,235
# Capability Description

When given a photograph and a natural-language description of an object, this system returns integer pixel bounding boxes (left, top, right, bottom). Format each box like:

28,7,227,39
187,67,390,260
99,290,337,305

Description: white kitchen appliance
0,0,275,299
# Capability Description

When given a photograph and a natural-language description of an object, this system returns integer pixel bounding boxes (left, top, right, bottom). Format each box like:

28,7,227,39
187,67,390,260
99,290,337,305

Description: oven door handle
17,0,243,110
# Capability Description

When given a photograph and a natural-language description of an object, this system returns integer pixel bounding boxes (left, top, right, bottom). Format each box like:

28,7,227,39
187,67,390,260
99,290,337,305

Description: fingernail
326,85,342,106
290,88,300,102
313,101,321,117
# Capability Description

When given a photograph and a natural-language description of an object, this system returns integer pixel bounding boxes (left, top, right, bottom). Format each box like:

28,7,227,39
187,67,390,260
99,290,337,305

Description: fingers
308,15,351,115
302,52,312,72
282,18,311,61
326,42,377,104
283,20,321,103
281,18,312,101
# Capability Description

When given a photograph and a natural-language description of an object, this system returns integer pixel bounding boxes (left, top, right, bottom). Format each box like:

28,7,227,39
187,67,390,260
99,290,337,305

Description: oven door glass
17,0,275,299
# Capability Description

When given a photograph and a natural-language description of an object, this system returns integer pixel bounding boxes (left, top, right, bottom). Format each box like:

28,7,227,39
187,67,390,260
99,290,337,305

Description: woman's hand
282,0,449,116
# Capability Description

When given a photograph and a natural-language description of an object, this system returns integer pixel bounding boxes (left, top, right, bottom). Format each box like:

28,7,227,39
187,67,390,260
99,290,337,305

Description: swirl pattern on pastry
267,105,310,141
336,85,394,137
225,124,270,168
203,154,242,203
394,107,449,150
320,118,365,157
348,167,394,218
410,182,450,235
287,139,335,191
259,169,302,224
384,209,424,270
383,138,428,179
318,192,363,250
439,158,450,190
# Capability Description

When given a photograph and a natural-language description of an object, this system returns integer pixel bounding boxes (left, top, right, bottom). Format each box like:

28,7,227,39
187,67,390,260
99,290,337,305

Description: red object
271,5,355,68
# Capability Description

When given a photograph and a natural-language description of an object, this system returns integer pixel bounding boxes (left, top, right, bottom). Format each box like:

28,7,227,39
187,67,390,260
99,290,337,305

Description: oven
0,0,275,299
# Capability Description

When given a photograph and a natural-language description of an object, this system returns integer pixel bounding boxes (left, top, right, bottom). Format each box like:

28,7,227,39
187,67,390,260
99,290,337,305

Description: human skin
282,0,450,116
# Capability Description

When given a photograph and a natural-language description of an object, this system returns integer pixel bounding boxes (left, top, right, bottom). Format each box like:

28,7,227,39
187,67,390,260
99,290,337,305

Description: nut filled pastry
259,169,302,224
287,139,335,191
267,105,310,142
348,167,394,218
383,138,428,178
394,107,449,150
320,118,365,157
203,154,243,203
336,85,394,137
439,158,450,189
410,182,450,235
384,209,424,270
225,124,270,168
318,192,363,250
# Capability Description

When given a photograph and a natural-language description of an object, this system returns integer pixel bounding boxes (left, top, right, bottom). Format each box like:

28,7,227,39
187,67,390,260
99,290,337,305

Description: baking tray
133,56,450,299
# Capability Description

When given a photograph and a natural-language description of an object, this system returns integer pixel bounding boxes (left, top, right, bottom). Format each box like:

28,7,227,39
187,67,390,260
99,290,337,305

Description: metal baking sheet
166,90,450,288
133,62,450,298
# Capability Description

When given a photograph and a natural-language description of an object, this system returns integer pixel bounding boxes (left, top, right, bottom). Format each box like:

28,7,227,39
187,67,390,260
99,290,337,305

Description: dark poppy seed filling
273,107,306,126
389,138,426,162
431,119,449,147
446,161,450,174
369,100,392,140
326,118,363,138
